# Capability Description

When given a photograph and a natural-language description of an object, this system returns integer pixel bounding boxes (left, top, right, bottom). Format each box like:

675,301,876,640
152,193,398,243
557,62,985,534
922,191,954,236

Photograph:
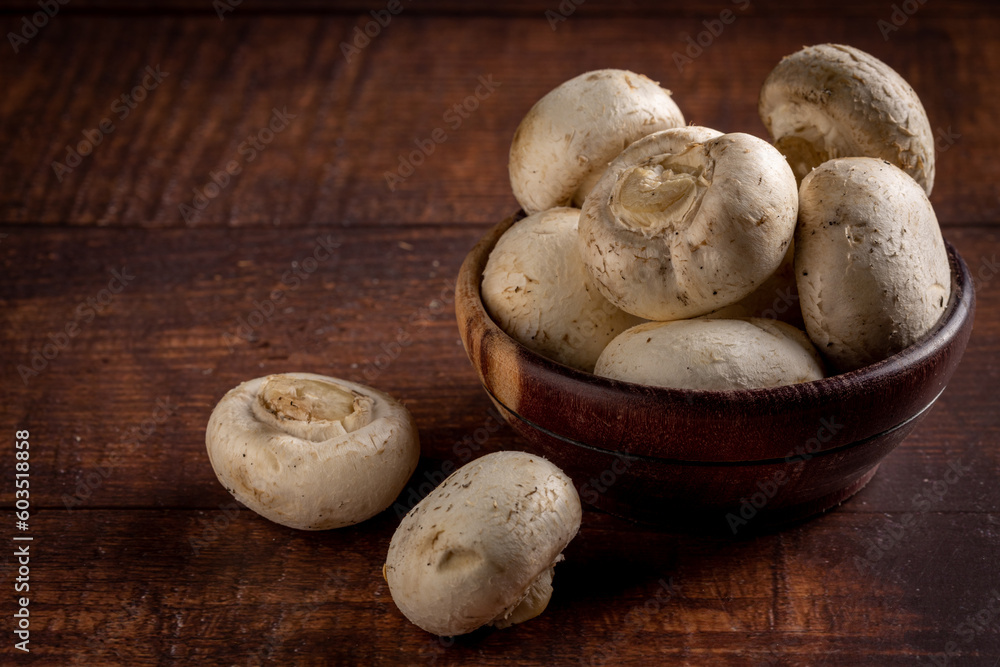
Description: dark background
1,1,998,664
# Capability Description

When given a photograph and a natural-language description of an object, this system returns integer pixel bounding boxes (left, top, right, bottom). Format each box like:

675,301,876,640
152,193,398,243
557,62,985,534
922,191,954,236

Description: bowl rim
490,381,946,467
456,211,976,462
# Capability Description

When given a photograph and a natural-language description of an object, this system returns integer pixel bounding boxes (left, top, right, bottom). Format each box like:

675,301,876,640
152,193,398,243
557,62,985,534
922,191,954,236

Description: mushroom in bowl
509,68,685,214
455,213,974,531
759,43,936,193
578,128,799,321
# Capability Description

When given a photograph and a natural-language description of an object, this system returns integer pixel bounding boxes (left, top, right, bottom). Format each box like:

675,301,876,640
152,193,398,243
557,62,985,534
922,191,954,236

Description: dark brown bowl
455,212,976,533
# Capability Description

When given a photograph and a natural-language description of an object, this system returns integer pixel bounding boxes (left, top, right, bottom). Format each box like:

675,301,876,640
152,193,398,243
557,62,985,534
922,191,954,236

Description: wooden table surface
2,1,999,664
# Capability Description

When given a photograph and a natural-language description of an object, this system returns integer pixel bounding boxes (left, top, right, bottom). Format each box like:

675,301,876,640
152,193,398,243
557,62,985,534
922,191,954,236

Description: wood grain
2,508,997,665
0,0,995,15
1,225,997,512
2,5,999,665
1,13,998,227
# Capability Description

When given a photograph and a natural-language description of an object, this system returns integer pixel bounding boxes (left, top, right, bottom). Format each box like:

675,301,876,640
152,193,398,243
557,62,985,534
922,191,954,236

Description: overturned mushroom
759,43,936,193
205,372,420,530
796,158,951,371
482,207,641,372
384,451,582,636
595,318,824,390
509,69,685,214
579,128,799,321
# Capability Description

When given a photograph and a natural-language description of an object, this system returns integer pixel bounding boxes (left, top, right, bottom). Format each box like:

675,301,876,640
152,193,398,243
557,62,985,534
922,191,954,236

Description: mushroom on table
384,451,582,636
205,373,420,530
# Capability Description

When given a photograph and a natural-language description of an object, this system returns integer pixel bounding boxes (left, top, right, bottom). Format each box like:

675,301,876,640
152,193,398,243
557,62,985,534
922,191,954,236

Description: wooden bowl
455,212,976,533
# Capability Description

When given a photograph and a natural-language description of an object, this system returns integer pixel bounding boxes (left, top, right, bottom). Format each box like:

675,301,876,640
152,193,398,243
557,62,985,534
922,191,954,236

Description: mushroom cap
481,207,642,372
795,157,951,371
704,241,804,327
594,318,824,390
579,128,799,321
384,451,582,636
759,43,935,194
205,372,420,530
509,69,685,214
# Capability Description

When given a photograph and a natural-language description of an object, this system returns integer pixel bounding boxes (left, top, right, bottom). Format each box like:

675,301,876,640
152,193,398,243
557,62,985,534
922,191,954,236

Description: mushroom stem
609,151,712,236
491,564,556,629
251,375,374,442
773,133,833,184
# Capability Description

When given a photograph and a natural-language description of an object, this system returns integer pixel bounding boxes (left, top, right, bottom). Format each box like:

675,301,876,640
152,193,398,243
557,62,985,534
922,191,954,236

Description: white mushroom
579,128,799,321
384,451,582,636
704,242,803,327
509,69,685,214
205,373,420,530
482,207,641,372
759,43,936,193
796,157,951,371
594,318,824,390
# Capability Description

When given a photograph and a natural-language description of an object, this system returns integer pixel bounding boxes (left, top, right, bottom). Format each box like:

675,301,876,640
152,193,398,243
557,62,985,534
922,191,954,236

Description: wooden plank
1,14,997,227
2,6,997,664
0,1,995,16
3,508,997,664
1,225,996,513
